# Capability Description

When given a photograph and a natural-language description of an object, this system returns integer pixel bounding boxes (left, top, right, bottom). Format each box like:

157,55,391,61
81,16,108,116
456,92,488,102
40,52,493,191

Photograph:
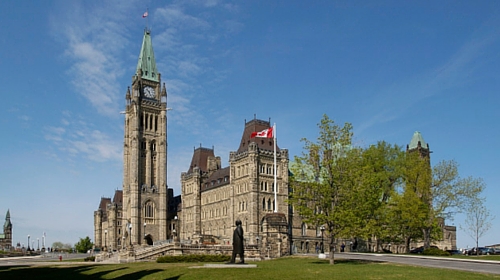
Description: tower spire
136,29,159,82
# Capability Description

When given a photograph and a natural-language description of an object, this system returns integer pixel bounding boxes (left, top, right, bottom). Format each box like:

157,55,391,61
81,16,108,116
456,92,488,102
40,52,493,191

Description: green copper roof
136,30,159,82
409,131,428,150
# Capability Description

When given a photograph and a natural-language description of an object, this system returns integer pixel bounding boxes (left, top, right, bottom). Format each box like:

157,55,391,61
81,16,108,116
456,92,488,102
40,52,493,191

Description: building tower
1,209,12,250
122,29,169,245
407,131,431,158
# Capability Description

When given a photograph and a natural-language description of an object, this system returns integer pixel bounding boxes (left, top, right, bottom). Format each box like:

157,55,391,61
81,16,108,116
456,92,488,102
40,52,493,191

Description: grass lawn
0,256,498,279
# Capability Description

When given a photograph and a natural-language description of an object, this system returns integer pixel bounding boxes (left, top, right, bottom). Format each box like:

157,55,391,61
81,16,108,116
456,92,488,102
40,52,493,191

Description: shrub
422,247,450,256
84,256,96,262
157,254,231,263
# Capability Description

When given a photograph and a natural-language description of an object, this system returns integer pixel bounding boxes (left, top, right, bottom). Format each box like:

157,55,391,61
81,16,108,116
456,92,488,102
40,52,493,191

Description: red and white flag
251,127,273,138
142,11,148,18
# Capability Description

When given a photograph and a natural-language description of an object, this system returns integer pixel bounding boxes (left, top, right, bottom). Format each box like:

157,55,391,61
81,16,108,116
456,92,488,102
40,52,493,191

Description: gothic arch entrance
144,234,153,245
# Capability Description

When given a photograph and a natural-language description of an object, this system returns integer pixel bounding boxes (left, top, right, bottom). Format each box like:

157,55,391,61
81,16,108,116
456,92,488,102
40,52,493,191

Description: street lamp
256,236,260,250
27,235,30,251
144,222,147,237
174,216,178,241
320,226,325,254
104,230,108,251
37,238,40,251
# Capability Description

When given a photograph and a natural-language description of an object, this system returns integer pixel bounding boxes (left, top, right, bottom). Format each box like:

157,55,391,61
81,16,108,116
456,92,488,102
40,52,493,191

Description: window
144,201,155,224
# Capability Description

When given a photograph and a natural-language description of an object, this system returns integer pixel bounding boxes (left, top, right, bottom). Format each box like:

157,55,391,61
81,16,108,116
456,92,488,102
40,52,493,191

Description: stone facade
180,119,293,250
0,210,12,251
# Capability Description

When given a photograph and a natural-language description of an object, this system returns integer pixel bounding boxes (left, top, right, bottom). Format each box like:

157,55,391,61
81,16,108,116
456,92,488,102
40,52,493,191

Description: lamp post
104,230,108,251
122,236,125,250
27,235,31,251
144,222,147,237
37,238,40,251
256,236,260,250
320,226,325,254
174,216,178,241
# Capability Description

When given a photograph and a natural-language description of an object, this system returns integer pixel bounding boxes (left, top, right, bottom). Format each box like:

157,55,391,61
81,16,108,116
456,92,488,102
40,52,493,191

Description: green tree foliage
74,236,93,253
290,114,487,259
432,160,485,219
289,115,360,264
357,142,404,251
51,241,73,252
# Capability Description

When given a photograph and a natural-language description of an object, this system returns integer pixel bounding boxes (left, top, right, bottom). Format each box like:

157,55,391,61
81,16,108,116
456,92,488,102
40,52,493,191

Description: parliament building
93,29,455,256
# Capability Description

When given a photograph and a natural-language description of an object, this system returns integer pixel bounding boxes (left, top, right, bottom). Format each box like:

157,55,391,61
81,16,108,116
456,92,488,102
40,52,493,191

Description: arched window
144,201,155,224
302,223,307,236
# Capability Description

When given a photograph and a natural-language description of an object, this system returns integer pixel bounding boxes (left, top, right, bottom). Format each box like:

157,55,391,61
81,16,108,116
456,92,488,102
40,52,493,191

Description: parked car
467,247,494,255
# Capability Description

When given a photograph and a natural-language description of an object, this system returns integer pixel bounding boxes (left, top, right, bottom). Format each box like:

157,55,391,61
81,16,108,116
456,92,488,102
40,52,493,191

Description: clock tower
122,29,169,245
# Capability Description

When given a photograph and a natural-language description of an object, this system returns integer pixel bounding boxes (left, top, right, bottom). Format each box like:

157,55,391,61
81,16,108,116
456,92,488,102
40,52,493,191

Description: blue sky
1,0,499,249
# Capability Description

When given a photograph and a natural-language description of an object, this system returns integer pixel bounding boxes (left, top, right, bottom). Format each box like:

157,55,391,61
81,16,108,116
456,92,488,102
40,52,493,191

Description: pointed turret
407,131,431,158
136,29,159,82
4,209,11,229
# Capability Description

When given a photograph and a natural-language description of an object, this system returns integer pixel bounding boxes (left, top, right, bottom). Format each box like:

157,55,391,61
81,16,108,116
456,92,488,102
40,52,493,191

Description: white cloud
44,112,121,163
51,1,137,117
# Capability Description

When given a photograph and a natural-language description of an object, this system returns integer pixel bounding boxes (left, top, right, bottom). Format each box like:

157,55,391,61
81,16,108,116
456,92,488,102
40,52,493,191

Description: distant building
0,210,12,250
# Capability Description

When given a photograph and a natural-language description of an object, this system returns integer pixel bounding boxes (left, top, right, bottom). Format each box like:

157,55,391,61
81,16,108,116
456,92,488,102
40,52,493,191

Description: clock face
144,86,155,98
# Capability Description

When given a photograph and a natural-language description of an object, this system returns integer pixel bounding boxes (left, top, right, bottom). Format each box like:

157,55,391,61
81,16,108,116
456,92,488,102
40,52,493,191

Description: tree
75,236,93,253
460,200,494,255
51,241,72,252
357,142,404,252
426,160,485,248
289,115,363,264
399,153,485,249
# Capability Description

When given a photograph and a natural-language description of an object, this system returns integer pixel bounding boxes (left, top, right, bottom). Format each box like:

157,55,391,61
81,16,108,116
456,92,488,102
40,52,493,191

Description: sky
0,0,499,250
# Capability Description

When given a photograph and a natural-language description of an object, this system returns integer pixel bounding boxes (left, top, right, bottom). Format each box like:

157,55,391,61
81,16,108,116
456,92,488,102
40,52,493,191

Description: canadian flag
251,127,273,138
142,11,148,18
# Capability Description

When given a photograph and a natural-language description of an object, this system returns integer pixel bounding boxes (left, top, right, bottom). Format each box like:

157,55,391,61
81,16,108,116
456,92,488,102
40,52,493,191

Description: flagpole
273,123,277,213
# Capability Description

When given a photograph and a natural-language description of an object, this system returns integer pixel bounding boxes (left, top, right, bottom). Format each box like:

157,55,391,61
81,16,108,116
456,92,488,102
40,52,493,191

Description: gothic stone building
94,29,177,250
180,119,292,251
179,119,332,255
0,210,12,250
94,29,455,255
